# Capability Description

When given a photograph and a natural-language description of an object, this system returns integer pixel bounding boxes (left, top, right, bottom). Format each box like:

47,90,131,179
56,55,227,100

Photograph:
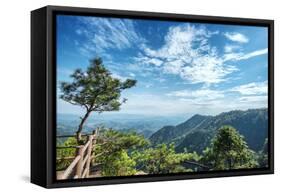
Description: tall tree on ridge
202,125,258,170
60,57,136,142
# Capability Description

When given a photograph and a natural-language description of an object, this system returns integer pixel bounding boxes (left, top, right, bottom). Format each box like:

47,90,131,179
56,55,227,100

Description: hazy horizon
57,107,268,121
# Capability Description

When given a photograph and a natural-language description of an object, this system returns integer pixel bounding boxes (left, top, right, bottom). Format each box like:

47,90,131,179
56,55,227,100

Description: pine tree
60,58,136,142
132,143,200,174
258,138,268,168
202,125,258,170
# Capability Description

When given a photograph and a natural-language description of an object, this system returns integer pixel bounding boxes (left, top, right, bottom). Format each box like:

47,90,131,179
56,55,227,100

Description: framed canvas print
31,5,274,188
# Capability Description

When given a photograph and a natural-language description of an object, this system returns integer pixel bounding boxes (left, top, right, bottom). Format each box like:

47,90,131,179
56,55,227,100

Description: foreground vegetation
56,125,268,177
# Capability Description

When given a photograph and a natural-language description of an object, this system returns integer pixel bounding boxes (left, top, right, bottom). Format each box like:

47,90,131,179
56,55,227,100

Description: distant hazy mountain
149,108,268,153
57,113,188,138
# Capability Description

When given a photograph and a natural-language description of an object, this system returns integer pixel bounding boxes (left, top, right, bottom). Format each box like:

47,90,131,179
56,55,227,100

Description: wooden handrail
56,134,93,138
82,154,89,168
85,135,93,177
82,140,91,153
59,155,81,179
56,146,78,149
56,156,75,160
81,168,88,178
57,129,99,180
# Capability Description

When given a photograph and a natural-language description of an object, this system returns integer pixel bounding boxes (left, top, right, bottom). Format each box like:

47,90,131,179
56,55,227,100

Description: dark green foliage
258,138,268,168
212,109,268,151
100,150,137,176
95,130,149,176
132,143,200,174
60,58,136,111
56,137,78,170
60,57,136,140
94,130,203,175
97,129,149,152
202,126,258,170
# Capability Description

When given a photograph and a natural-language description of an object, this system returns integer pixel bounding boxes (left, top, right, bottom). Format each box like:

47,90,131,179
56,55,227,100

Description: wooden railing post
75,145,84,178
93,128,98,144
91,128,99,165
85,135,93,177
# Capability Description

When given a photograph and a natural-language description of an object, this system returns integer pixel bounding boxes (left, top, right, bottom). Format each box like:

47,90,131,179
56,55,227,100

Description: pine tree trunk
76,111,91,143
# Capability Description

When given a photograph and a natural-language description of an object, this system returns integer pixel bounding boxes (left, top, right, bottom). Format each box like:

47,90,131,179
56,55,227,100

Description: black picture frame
31,5,274,188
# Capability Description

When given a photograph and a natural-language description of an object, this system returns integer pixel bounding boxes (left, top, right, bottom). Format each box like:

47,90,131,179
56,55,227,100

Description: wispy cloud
238,48,268,60
224,44,241,53
239,95,267,103
135,56,163,66
162,82,267,115
120,86,267,115
223,48,268,61
167,88,224,100
76,17,144,56
224,32,249,43
230,81,268,95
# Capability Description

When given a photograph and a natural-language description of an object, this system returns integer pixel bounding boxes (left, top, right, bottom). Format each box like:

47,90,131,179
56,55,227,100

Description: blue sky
57,15,268,116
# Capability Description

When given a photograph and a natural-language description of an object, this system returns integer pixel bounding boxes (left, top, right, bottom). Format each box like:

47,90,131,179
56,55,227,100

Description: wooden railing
57,129,99,180
183,160,210,170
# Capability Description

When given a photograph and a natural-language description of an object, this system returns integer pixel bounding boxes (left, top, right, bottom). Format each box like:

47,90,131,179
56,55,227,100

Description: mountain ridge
149,108,268,153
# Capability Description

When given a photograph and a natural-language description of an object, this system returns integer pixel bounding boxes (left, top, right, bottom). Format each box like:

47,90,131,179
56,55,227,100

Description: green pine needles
60,57,136,142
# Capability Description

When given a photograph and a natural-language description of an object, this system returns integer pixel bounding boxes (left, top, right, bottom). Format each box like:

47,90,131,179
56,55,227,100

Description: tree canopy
94,129,149,176
132,143,200,174
60,57,136,141
202,125,258,170
258,138,268,168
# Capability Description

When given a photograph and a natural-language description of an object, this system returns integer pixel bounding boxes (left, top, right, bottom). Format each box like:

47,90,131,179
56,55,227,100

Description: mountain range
149,108,268,153
57,113,187,138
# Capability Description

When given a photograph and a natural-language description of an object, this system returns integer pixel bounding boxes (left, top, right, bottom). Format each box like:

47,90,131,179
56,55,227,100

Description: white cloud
223,48,268,61
239,95,267,103
76,17,144,56
180,56,238,84
135,56,163,66
238,48,268,60
120,94,194,115
137,24,238,85
128,72,136,77
224,32,249,43
167,88,224,100
138,26,264,86
230,81,268,95
224,44,241,53
119,88,267,116
223,52,243,61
